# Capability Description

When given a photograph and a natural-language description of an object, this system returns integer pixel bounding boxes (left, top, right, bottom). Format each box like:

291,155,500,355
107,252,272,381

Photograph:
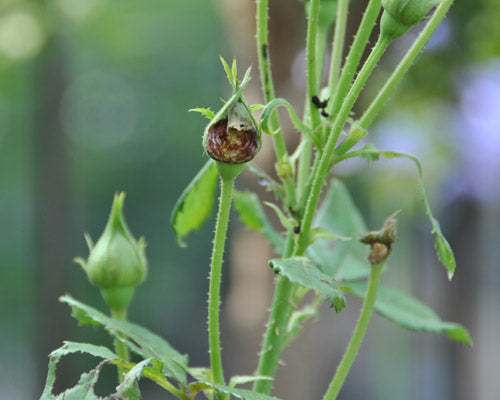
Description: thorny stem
297,34,391,255
208,176,234,395
359,0,455,130
322,262,384,400
253,0,325,393
111,307,130,384
253,231,295,394
256,0,296,209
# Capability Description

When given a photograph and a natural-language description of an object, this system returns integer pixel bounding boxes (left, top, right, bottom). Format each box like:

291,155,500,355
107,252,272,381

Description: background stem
359,0,455,129
256,0,295,208
327,0,349,97
208,176,235,391
326,0,381,117
322,262,384,400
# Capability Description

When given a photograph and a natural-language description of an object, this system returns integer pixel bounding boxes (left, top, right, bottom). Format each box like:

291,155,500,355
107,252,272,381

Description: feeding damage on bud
195,57,261,181
360,211,399,265
75,193,147,311
205,102,259,164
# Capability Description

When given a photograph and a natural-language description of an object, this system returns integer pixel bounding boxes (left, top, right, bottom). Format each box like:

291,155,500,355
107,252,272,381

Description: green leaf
188,107,215,120
233,190,284,253
219,55,234,87
229,375,273,388
197,382,283,400
250,104,266,112
309,226,351,244
355,144,456,279
308,179,370,281
341,282,472,345
269,257,346,312
170,160,218,247
264,202,296,231
284,303,320,346
114,358,153,400
40,341,118,400
60,295,189,385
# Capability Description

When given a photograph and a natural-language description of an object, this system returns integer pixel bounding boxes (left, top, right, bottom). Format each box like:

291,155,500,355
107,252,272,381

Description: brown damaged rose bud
360,211,399,265
205,101,259,164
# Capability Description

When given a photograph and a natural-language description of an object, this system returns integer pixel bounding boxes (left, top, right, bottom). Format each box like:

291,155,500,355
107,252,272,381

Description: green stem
327,0,349,96
253,231,295,394
326,0,381,117
256,0,296,209
322,262,384,400
359,0,455,130
111,307,130,383
208,176,234,392
297,35,391,254
306,0,322,129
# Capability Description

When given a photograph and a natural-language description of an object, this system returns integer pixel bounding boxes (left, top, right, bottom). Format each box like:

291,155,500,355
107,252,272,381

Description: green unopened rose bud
381,0,442,40
75,193,147,311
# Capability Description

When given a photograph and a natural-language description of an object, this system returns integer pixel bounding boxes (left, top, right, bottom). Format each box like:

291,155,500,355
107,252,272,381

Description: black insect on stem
293,225,301,234
312,95,330,117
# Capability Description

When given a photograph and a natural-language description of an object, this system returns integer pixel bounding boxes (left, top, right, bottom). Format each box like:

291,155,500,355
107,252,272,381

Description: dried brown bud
205,117,259,164
360,211,399,265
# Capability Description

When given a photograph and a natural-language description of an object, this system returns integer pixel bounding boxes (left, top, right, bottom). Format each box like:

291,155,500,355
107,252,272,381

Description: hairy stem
253,232,295,394
111,307,130,384
298,35,391,254
322,262,384,400
208,176,234,392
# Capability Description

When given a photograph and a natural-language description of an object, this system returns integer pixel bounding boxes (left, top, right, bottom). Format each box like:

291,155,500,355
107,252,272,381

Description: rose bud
75,193,147,311
381,0,443,40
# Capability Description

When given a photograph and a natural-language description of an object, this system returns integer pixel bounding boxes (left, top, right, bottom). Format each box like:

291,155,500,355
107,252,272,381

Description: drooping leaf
265,202,296,231
233,190,284,253
113,358,153,400
308,179,370,281
341,282,472,345
284,303,320,346
355,144,456,279
269,257,346,312
170,160,218,247
60,295,188,385
229,375,273,388
40,341,118,400
195,382,283,400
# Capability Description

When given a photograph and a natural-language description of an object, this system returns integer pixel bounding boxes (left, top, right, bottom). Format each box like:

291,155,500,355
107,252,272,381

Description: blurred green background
0,0,499,399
